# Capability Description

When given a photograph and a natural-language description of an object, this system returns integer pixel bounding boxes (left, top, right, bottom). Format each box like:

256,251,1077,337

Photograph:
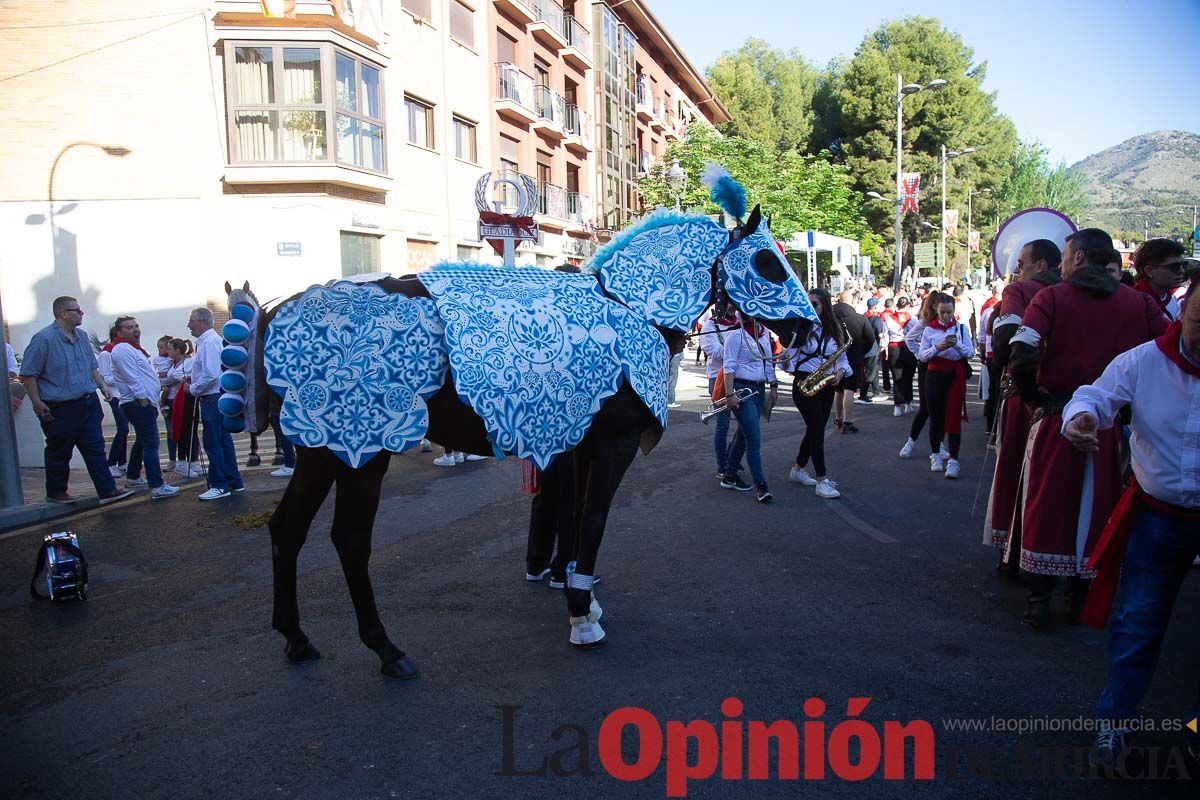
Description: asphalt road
2,363,1196,799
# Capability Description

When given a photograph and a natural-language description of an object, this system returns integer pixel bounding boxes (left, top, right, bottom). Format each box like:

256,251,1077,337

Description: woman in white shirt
783,289,850,499
97,323,129,477
917,295,976,479
720,315,778,503
166,338,202,476
899,291,950,460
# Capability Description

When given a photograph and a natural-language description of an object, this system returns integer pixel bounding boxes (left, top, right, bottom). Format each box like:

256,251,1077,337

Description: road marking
827,500,899,544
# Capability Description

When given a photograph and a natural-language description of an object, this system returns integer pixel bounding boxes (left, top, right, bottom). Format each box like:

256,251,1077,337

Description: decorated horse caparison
231,169,817,678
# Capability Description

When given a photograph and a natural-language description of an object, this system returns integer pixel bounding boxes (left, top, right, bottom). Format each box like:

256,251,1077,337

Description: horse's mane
588,209,716,276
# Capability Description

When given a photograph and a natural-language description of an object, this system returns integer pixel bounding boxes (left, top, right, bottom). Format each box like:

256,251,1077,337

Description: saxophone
797,326,853,397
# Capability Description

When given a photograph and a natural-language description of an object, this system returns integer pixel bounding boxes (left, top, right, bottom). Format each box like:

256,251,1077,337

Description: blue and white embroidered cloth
418,268,668,469
264,281,448,468
720,226,817,321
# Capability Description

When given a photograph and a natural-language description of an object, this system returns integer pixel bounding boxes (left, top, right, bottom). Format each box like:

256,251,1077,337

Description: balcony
637,149,655,175
566,191,594,227
563,104,593,152
636,80,653,121
495,63,538,124
497,166,537,211
663,111,680,140
494,0,536,24
529,0,568,49
650,98,667,131
561,13,592,70
562,236,594,260
532,85,566,139
538,180,568,220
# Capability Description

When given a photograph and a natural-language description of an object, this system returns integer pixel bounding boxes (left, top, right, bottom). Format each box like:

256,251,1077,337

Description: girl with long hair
898,291,949,459
166,338,202,477
884,296,917,414
784,288,850,499
917,295,975,478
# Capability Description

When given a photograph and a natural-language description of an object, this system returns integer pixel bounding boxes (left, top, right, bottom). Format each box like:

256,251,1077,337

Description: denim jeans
106,397,128,466
707,376,732,474
38,393,117,496
199,394,243,491
271,412,295,468
121,401,163,488
667,352,684,404
1095,506,1200,731
723,382,766,486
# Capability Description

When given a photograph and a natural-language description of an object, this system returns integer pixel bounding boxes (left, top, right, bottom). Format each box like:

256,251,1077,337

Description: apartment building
0,0,723,353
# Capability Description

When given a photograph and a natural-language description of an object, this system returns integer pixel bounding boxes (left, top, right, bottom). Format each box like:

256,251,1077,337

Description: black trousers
525,451,576,578
792,378,835,476
891,346,917,406
925,369,961,459
908,361,930,441
983,357,1003,434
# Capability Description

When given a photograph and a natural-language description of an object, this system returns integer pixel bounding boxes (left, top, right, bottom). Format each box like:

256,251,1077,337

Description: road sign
913,241,941,272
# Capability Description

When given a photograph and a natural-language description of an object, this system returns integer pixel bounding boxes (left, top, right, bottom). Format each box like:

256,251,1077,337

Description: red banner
969,230,981,253
900,173,921,215
944,209,959,237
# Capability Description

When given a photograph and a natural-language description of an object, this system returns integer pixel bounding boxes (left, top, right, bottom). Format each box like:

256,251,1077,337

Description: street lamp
48,142,132,275
967,187,990,273
940,145,975,279
665,159,686,211
892,73,946,292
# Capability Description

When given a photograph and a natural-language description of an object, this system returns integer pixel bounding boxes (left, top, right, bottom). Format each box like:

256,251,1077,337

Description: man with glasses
18,296,134,504
1131,238,1186,321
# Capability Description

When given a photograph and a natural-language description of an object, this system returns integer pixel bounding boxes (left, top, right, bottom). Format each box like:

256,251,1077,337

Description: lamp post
891,74,946,293
940,145,974,279
967,187,990,274
665,159,686,211
48,142,131,290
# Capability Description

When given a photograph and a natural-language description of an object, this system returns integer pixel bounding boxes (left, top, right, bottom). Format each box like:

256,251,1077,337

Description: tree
992,140,1086,222
829,17,1018,269
637,123,880,254
706,39,818,153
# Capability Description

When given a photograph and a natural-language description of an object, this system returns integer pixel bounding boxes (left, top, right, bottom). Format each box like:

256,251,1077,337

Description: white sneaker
930,454,944,473
108,465,123,477
465,454,488,462
939,443,950,459
905,404,915,414
899,438,916,459
789,466,818,486
151,484,181,499
433,454,456,467
185,462,206,477
165,461,177,472
271,466,294,477
453,451,465,464
419,439,433,453
667,402,682,408
198,487,231,501
815,478,841,499
124,477,148,488
944,459,961,479
893,406,904,417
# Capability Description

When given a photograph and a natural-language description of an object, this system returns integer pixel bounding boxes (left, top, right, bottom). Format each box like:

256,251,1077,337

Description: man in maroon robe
984,239,1062,567
1007,228,1168,628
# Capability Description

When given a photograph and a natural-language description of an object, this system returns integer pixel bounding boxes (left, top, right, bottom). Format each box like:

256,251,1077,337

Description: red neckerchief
1133,278,1170,312
982,296,999,313
928,317,956,331
1155,321,1200,378
103,337,149,356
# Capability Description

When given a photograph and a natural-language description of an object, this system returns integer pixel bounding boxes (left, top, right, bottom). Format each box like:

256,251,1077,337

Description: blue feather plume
700,163,747,222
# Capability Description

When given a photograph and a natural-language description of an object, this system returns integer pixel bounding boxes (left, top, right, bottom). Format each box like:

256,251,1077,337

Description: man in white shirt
109,317,180,499
187,306,243,500
1061,279,1199,765
699,308,736,478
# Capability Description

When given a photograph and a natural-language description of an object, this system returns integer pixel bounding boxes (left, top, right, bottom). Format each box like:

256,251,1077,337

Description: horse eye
753,248,788,284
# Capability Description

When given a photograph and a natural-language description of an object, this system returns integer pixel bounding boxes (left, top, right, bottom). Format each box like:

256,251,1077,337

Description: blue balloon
218,393,245,416
223,415,245,433
219,371,246,393
220,345,248,369
231,303,255,322
222,319,250,344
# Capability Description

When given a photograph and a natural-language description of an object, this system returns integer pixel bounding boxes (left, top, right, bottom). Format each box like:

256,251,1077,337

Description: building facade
0,0,723,354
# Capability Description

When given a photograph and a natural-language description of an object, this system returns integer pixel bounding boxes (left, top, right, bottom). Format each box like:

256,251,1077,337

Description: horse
237,199,816,679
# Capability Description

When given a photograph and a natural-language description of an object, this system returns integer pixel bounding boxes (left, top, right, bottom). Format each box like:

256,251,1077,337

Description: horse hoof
246,454,261,467
381,655,420,680
285,637,320,663
569,616,607,648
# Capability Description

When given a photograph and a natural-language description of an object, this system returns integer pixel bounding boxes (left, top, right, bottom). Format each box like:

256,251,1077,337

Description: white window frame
452,115,478,163
405,95,436,150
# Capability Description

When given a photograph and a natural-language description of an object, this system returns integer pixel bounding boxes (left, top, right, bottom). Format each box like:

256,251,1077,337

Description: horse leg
329,451,418,679
247,433,261,467
566,431,640,648
268,445,335,663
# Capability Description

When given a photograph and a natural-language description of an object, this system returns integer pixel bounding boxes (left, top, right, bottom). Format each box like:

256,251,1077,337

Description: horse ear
243,280,250,292
744,204,762,235
224,281,232,295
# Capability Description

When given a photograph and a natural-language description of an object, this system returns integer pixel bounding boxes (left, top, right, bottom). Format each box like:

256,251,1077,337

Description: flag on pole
944,209,959,237
969,230,981,253
900,173,921,214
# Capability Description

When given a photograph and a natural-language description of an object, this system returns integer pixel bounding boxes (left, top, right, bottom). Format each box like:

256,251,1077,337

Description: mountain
1069,130,1200,238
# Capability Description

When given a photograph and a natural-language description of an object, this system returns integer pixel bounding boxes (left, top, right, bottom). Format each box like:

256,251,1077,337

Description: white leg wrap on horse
569,615,606,646
587,595,603,624
566,572,594,591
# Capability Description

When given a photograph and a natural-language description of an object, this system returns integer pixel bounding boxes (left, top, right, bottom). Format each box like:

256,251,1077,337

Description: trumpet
700,387,757,424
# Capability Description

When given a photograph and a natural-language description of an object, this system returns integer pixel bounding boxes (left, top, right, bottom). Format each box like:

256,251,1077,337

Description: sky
647,0,1200,166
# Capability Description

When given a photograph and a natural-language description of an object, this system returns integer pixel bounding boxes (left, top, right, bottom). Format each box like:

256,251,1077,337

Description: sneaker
453,451,465,464
165,461,177,472
108,465,123,477
433,454,456,467
899,438,916,459
419,439,433,453
833,418,842,431
46,493,79,504
720,475,753,491
939,443,950,459
944,459,961,479
755,483,773,503
815,479,841,499
190,462,206,477
270,466,295,477
1089,727,1133,770
98,489,135,505
906,404,915,414
232,485,245,493
124,477,148,488
667,401,682,408
853,398,873,405
465,454,488,462
789,466,818,486
198,487,231,501
840,422,859,434
893,406,904,417
930,454,944,473
150,484,181,499
525,567,550,582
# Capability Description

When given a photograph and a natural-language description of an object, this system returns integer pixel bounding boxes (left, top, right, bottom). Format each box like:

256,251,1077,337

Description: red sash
171,389,191,443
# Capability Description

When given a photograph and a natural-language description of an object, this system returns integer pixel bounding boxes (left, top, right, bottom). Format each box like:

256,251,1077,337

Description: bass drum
991,208,1077,278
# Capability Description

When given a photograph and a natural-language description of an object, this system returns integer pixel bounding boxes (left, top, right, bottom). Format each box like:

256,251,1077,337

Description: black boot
1023,574,1054,629
1065,576,1092,625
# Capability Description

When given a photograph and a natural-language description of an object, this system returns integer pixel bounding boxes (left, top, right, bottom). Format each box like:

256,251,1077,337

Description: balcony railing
532,0,564,32
636,79,651,107
566,191,594,225
562,13,591,52
535,84,566,128
564,104,592,148
498,166,536,210
638,149,655,174
538,180,567,218
496,62,535,110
